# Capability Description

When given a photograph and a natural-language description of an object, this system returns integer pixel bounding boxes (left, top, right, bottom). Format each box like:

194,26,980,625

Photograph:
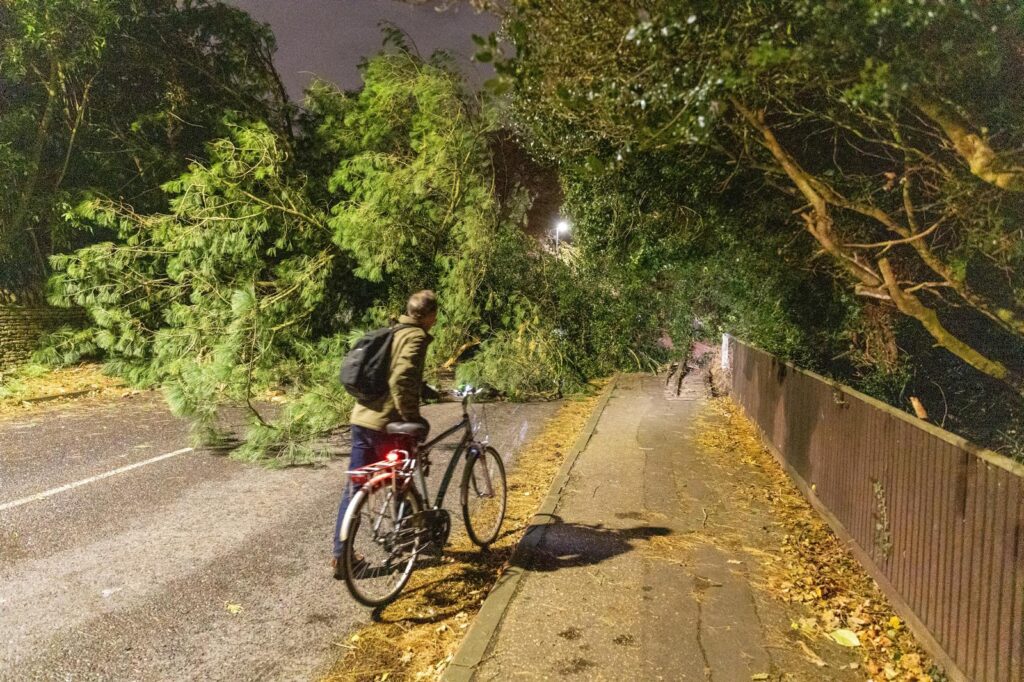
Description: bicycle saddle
385,421,429,441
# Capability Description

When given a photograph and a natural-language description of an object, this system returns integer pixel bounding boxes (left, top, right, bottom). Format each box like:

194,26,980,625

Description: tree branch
878,258,1021,394
912,94,1024,192
731,98,884,288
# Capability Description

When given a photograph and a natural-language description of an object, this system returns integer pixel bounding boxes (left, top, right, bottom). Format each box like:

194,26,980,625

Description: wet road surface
0,393,560,681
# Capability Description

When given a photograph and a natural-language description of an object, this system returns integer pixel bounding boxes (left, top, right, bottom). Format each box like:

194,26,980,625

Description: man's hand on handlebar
421,383,441,403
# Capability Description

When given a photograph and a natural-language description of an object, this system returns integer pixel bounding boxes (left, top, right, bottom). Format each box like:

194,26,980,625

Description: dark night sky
227,0,499,99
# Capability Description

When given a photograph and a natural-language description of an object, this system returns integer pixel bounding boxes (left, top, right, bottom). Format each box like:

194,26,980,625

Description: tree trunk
10,62,60,284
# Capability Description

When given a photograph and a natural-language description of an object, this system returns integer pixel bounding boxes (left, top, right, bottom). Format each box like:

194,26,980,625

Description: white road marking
0,447,194,512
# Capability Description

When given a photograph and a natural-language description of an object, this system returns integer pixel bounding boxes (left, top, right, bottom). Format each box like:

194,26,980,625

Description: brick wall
0,303,87,371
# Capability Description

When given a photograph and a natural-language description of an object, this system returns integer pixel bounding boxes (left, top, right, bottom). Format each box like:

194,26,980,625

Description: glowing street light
554,219,571,252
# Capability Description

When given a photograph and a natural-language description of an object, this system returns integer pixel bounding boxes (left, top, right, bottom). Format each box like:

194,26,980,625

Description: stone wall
0,304,86,371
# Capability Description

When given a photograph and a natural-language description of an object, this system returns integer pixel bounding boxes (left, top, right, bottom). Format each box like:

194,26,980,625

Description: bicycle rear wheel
341,482,422,607
460,446,507,547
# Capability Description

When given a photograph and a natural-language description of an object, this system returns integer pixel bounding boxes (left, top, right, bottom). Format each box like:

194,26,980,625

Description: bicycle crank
424,508,452,547
399,508,452,558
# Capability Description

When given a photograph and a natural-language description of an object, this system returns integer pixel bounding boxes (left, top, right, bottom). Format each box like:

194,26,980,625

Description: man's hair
406,290,438,321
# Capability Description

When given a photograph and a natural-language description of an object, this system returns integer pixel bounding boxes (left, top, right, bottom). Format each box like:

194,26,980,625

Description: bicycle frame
414,397,478,511
340,395,485,546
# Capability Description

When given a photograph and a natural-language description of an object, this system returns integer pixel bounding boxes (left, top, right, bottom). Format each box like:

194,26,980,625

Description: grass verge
321,382,608,682
0,363,130,417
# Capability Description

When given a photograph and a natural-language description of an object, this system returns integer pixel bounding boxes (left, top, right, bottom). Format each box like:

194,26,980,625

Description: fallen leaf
888,616,902,630
900,653,922,672
225,602,243,614
829,628,861,647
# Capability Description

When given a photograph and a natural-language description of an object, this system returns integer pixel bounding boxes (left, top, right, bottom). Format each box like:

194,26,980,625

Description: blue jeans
333,425,386,558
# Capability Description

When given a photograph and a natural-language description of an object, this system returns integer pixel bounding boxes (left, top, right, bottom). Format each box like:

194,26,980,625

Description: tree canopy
0,0,292,292
47,50,591,461
494,0,1023,455
16,0,1024,461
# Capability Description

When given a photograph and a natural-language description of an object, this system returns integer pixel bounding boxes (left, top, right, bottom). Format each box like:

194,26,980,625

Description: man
332,289,437,578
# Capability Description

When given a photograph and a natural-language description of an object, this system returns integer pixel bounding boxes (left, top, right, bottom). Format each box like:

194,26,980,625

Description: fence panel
728,339,1024,682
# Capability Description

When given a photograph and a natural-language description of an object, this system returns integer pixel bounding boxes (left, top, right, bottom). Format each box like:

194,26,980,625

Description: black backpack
339,324,413,404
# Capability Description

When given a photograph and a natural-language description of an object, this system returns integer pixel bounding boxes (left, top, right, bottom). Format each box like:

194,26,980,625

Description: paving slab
451,373,865,681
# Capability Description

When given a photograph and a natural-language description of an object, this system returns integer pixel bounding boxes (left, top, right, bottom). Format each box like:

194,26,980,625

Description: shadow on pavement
514,515,671,572
365,518,672,623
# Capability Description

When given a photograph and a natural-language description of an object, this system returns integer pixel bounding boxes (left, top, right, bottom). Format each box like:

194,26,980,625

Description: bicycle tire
460,445,507,547
341,482,423,607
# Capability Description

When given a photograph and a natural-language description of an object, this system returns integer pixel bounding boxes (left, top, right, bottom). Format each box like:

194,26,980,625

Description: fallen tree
45,51,577,461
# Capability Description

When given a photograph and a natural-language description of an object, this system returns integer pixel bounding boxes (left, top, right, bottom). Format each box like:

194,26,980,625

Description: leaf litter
0,363,132,417
695,398,942,682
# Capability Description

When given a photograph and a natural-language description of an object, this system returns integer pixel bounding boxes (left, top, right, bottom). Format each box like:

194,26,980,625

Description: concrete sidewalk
446,373,864,681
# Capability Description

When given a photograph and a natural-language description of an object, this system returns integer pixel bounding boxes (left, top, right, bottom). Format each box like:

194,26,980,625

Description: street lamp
555,219,570,253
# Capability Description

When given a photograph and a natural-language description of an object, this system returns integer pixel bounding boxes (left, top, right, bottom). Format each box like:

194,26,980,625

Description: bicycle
338,391,508,607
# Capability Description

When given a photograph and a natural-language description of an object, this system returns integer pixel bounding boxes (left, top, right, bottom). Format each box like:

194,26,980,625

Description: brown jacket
349,315,432,431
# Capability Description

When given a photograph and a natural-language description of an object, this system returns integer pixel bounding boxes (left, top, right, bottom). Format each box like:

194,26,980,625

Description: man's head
407,290,438,330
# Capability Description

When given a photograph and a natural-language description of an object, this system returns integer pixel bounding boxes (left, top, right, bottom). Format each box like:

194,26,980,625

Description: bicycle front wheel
342,482,422,607
460,446,507,547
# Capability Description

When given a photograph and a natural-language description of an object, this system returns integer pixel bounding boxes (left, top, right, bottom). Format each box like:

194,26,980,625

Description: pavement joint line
443,376,619,682
0,447,195,512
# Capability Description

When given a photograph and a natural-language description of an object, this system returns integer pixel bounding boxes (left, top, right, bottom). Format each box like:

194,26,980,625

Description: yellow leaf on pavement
225,602,243,614
829,628,861,647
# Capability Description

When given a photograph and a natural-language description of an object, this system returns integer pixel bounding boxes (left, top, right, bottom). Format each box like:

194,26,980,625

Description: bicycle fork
466,444,495,499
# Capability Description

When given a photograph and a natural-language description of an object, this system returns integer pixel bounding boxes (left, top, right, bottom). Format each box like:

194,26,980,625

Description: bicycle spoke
471,461,495,497
342,484,421,606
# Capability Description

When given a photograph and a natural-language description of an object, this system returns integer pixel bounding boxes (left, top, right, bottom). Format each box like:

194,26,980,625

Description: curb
442,376,618,682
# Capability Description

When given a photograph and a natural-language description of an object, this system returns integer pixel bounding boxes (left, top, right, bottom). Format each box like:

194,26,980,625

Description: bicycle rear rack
347,448,415,481
346,459,402,478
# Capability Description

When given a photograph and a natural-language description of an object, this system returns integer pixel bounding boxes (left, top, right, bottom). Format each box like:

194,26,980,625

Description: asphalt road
0,393,561,681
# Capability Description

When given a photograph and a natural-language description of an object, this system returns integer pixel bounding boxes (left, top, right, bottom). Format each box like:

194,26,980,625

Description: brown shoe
332,554,367,580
